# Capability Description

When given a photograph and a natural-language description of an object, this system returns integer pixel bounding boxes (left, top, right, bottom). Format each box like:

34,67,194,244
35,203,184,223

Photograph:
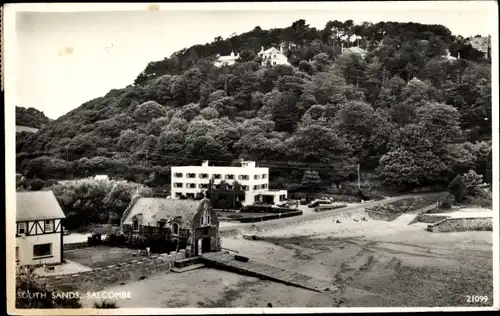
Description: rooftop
121,198,208,228
16,191,66,222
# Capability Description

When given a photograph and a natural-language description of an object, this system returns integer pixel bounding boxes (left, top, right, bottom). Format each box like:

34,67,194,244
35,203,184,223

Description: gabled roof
121,197,208,228
217,55,238,61
260,47,281,55
343,47,368,55
16,191,66,222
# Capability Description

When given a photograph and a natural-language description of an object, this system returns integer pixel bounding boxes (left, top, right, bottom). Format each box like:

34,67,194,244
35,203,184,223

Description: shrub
439,196,453,209
93,300,118,308
448,175,466,202
462,170,483,196
105,233,126,246
16,270,82,308
87,233,103,246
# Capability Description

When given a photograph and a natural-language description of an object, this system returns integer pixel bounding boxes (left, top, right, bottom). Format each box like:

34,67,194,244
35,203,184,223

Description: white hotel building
170,160,287,206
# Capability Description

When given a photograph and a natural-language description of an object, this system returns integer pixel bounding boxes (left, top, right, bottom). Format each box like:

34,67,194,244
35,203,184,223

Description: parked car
300,198,308,205
307,199,331,208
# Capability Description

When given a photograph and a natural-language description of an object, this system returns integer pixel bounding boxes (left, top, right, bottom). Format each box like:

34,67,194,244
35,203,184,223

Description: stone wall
63,242,91,251
364,210,400,221
219,208,367,237
37,250,187,292
427,218,493,233
415,214,449,224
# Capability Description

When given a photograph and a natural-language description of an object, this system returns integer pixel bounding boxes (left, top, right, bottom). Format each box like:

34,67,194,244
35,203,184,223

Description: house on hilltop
468,36,491,59
258,44,290,67
213,51,240,68
16,191,66,267
121,197,221,256
341,45,369,59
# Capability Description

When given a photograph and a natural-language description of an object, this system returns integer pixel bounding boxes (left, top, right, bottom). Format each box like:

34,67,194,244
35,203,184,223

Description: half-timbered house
121,197,221,256
16,191,66,266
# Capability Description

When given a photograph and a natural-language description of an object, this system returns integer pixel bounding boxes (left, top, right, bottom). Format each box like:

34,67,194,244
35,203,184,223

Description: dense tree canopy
16,106,51,128
16,20,491,193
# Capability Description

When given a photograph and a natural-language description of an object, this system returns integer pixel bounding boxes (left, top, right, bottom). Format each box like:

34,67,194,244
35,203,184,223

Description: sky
12,2,498,119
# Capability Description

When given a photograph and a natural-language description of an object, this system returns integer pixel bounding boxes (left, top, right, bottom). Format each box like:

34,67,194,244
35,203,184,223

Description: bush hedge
314,203,347,212
240,205,298,214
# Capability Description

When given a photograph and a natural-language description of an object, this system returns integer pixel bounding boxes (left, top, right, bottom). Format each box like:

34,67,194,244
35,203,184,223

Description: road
219,192,446,232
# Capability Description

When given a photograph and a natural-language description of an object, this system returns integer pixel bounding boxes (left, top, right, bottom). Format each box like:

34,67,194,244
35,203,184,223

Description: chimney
202,160,209,167
341,42,345,53
230,51,234,57
458,52,461,59
280,45,283,54
260,46,264,52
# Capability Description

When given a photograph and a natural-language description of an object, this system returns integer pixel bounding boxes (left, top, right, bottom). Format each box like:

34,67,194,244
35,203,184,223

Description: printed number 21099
467,295,488,303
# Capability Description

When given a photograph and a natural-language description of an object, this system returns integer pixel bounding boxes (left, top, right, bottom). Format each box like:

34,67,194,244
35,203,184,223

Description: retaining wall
63,242,92,251
219,208,367,237
365,210,400,221
427,217,493,233
36,250,187,292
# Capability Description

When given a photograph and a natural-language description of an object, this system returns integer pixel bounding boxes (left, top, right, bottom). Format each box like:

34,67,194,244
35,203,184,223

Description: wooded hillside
16,20,492,192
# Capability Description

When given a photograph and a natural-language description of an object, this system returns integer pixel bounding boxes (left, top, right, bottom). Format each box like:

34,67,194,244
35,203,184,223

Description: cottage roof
468,36,490,53
217,54,239,61
16,191,66,222
261,47,280,55
343,47,368,55
122,197,206,227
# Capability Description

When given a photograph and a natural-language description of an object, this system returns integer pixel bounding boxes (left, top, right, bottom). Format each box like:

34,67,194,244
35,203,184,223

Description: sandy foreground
81,213,493,308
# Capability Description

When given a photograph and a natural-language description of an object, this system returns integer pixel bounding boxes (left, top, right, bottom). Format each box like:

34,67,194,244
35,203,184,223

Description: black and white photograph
4,1,498,313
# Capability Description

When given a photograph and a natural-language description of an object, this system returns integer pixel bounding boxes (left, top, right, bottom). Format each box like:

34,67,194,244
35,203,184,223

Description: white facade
214,52,239,68
171,160,272,206
16,219,63,266
255,190,288,205
258,46,290,67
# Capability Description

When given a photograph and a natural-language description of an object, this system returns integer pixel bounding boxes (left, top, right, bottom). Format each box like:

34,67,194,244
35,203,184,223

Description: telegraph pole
357,164,361,189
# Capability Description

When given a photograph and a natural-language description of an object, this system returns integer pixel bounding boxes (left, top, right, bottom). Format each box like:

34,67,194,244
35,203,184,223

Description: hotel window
175,192,182,198
199,173,209,179
262,174,267,179
174,183,183,188
44,220,54,233
225,174,235,180
242,185,249,191
253,185,259,190
261,184,268,189
187,183,197,189
174,172,183,178
33,243,52,258
213,174,222,179
187,173,196,179
17,223,26,235
16,247,19,261
254,175,260,180
273,62,276,65
238,175,249,180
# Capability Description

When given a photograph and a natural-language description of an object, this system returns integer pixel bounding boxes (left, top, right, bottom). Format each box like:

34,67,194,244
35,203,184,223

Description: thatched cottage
120,197,221,256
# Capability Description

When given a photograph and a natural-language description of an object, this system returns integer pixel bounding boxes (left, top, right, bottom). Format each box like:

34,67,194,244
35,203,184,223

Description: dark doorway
202,237,211,253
